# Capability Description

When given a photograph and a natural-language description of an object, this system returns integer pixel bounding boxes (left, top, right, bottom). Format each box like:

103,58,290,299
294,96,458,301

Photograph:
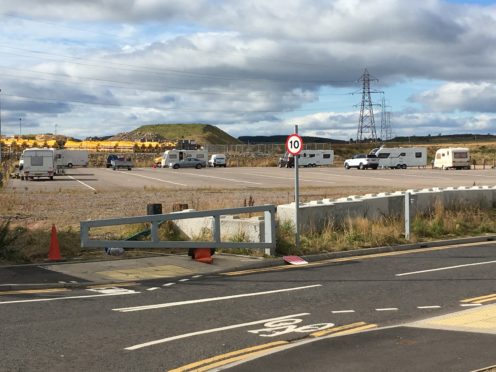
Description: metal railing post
264,208,276,256
404,192,411,240
151,221,159,243
213,215,221,244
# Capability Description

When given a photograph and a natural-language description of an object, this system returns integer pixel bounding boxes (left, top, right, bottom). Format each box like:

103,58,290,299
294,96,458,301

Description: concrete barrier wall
173,210,265,242
171,186,496,239
278,186,496,233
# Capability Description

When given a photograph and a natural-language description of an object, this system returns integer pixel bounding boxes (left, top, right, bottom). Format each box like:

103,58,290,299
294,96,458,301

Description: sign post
286,126,303,250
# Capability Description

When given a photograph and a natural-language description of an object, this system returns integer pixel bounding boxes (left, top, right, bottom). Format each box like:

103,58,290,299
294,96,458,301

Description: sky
0,0,496,141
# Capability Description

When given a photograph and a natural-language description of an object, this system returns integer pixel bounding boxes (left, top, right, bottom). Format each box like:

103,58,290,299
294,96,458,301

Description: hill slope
120,124,241,145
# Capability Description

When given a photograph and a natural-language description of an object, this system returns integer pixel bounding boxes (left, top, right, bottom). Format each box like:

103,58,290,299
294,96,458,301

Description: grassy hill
125,124,241,145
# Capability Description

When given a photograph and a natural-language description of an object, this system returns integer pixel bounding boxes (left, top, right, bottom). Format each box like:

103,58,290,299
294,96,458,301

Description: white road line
113,284,322,313
162,283,175,287
178,172,263,185
112,170,187,186
66,175,97,191
375,308,398,311
192,275,202,279
125,313,310,350
146,287,159,291
331,310,355,314
396,260,496,277
323,172,394,181
179,279,189,282
0,291,139,305
460,303,482,307
239,172,336,184
417,306,441,309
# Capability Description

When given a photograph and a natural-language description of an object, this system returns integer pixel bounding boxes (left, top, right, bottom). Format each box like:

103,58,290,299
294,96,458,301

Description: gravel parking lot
2,166,496,231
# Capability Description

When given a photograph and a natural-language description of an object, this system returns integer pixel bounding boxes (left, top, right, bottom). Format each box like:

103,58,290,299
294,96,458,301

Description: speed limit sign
286,134,303,155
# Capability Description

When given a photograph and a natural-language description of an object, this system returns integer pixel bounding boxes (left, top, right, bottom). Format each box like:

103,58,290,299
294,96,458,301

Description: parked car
169,157,206,169
344,153,379,170
106,154,119,168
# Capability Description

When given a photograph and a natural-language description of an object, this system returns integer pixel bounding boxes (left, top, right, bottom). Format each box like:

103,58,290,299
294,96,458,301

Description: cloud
1,0,496,138
411,82,496,113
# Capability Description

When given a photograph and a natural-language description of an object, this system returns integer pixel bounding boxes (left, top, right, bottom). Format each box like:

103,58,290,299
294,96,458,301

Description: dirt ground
0,185,399,231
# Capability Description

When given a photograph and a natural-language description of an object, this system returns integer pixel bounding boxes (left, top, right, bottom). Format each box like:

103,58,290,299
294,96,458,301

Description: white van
21,148,56,180
208,154,227,167
433,147,471,170
161,149,208,168
370,146,427,169
54,150,89,168
278,150,334,168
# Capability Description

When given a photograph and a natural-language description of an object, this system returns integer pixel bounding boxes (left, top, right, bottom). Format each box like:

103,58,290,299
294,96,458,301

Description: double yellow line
169,322,377,371
461,293,496,304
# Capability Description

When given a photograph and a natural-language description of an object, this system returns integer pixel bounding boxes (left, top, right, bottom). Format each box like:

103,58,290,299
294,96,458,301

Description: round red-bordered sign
286,134,303,155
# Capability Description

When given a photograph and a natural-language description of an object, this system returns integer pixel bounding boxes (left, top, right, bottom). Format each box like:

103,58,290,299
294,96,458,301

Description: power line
0,46,358,86
2,92,352,114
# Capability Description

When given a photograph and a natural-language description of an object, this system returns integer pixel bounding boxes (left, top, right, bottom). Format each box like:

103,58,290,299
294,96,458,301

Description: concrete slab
43,254,264,282
409,304,496,335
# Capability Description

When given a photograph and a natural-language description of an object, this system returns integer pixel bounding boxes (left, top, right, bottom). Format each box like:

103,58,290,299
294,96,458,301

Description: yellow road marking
169,341,288,372
461,293,496,303
473,296,496,304
0,288,70,295
329,323,378,336
170,322,378,371
310,322,368,338
223,240,496,276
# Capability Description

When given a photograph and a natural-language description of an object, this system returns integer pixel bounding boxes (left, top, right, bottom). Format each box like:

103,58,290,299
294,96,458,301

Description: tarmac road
7,166,496,192
1,241,495,371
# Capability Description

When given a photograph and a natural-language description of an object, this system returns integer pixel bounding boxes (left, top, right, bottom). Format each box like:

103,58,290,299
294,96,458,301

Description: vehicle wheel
344,163,350,170
173,164,179,169
49,176,54,180
127,167,131,171
195,164,202,169
402,164,407,169
359,163,365,170
20,176,24,180
112,167,116,171
223,165,227,168
67,163,73,168
372,165,378,170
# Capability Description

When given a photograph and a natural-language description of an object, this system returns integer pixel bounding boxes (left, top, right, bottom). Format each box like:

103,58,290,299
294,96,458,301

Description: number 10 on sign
286,134,303,155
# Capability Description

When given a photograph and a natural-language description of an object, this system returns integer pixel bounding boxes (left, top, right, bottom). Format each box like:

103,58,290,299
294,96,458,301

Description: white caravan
278,150,334,168
161,149,208,168
369,146,427,169
433,147,471,170
54,150,89,168
20,148,55,180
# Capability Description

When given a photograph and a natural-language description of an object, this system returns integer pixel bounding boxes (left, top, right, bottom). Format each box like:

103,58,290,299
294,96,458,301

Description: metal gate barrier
80,205,277,256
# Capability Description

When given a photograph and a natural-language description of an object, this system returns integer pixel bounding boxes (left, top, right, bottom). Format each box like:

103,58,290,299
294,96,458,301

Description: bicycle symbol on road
248,318,334,338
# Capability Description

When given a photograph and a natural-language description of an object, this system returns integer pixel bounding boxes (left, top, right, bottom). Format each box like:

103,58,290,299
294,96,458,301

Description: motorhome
161,149,208,168
369,146,427,169
433,147,471,170
54,150,89,168
20,148,56,180
278,150,334,168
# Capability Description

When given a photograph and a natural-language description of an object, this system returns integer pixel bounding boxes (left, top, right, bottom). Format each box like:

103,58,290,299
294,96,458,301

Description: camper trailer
278,150,334,168
161,149,208,168
369,146,427,169
433,147,471,170
20,148,56,180
54,150,89,168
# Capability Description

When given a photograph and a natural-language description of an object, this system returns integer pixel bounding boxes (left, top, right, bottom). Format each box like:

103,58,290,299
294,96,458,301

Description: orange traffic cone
48,224,63,261
193,248,213,264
